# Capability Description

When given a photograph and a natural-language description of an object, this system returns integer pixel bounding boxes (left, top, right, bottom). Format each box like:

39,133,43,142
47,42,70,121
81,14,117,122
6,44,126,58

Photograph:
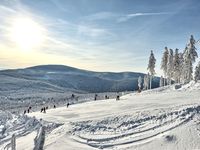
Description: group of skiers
105,95,110,99
23,103,71,114
23,93,121,115
24,106,32,114
95,94,120,101
41,106,48,113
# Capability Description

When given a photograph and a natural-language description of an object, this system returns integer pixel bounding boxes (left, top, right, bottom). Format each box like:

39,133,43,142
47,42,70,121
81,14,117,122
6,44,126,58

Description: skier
116,95,120,101
94,94,98,101
27,109,30,113
67,102,69,108
43,107,46,113
24,110,26,114
53,105,56,108
41,108,43,113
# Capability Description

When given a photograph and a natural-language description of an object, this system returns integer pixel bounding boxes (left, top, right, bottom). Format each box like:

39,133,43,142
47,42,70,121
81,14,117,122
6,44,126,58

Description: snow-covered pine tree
183,46,192,83
179,52,184,83
147,50,156,89
167,49,174,85
183,35,198,83
143,75,147,90
147,73,150,90
138,76,142,90
143,74,149,90
173,48,181,83
194,61,200,82
161,47,169,86
188,35,198,62
160,76,163,87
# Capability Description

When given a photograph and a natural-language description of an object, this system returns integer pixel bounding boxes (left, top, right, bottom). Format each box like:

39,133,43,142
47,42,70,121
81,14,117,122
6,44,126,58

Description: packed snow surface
1,82,200,150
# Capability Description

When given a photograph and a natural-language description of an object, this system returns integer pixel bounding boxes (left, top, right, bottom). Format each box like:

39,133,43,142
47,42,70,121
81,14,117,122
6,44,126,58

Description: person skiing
105,95,108,99
116,95,120,101
53,105,56,108
94,94,98,101
67,102,69,108
71,94,75,99
41,108,43,113
43,107,46,113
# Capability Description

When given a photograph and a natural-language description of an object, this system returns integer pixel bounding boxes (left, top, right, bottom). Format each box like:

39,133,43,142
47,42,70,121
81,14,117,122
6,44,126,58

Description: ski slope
1,82,200,150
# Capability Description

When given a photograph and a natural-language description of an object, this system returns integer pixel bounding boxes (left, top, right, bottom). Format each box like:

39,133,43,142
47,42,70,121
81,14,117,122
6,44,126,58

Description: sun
10,17,45,51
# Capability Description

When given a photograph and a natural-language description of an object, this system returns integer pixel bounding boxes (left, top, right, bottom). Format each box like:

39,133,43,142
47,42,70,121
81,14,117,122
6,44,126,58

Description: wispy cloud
84,12,117,21
117,12,171,23
77,25,112,38
84,11,171,23
0,5,16,13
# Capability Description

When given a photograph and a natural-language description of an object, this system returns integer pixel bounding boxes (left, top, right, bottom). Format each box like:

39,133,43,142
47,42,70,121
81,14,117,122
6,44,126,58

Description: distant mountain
0,65,160,94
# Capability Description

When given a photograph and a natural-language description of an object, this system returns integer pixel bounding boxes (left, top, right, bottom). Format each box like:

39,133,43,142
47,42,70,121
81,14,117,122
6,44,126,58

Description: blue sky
0,0,200,74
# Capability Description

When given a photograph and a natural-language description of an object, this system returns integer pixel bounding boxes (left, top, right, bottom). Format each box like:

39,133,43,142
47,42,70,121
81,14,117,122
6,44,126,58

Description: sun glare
10,17,45,51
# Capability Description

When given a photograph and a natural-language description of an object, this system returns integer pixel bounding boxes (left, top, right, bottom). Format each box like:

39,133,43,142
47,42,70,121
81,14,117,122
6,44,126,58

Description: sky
0,0,200,74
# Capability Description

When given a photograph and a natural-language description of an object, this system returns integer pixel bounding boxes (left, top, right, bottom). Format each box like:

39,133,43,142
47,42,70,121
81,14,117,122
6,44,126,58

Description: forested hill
0,65,160,93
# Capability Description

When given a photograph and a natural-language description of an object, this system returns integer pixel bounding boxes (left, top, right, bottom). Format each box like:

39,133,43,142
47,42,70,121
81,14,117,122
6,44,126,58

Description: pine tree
183,35,198,83
194,61,200,82
147,50,156,89
179,52,184,83
138,76,142,90
167,49,174,84
188,35,198,62
173,48,181,83
160,76,164,87
147,73,150,90
183,46,193,83
161,47,169,86
143,75,147,90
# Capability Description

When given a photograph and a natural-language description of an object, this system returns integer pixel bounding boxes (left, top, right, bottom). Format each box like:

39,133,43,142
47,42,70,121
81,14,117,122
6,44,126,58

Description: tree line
138,35,200,91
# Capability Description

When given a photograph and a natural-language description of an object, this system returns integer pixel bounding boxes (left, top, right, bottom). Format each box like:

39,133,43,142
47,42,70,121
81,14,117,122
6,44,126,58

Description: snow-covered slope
1,81,200,150
0,65,160,113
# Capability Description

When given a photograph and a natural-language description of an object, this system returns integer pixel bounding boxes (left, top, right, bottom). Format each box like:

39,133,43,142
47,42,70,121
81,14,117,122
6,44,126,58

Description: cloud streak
117,12,171,22
84,12,117,21
84,11,171,23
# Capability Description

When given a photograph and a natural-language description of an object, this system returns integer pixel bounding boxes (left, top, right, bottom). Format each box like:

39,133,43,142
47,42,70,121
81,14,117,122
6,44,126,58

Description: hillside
0,65,160,94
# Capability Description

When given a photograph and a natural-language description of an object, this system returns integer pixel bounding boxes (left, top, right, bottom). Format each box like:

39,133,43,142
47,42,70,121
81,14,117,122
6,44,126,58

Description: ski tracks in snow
70,105,200,149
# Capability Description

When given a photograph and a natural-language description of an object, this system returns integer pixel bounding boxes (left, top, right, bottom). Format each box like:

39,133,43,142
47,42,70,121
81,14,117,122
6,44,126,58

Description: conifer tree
173,48,181,83
160,76,164,87
183,35,198,83
194,61,200,82
161,47,169,86
147,50,156,89
167,49,174,84
138,76,142,90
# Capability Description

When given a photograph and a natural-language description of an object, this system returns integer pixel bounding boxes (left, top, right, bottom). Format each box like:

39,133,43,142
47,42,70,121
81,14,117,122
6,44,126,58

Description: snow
1,81,200,149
